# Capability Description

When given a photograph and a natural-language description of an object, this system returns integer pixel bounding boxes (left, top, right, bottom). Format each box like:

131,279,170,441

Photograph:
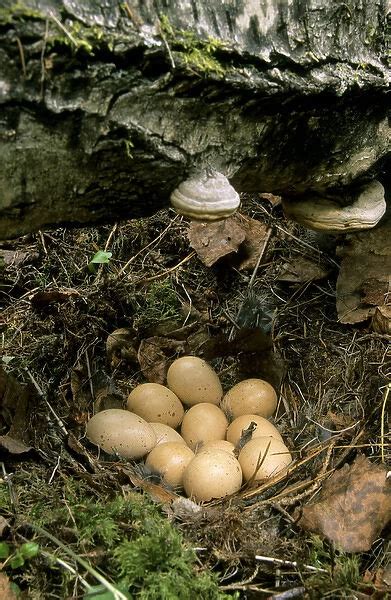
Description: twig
380,382,391,463
17,531,92,592
305,416,360,434
272,222,340,268
228,226,272,341
25,523,129,600
49,12,78,47
1,462,17,510
159,24,176,69
138,251,196,283
16,37,26,77
38,231,48,256
40,18,49,98
255,554,327,574
268,587,307,599
117,216,178,277
85,349,95,404
25,368,68,436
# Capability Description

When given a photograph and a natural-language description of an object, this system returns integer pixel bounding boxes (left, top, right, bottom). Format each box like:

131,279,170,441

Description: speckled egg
86,409,156,459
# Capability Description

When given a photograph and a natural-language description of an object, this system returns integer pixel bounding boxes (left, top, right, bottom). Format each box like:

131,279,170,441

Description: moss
0,1,45,24
0,2,115,55
133,279,182,331
160,14,228,76
305,536,362,597
4,475,232,599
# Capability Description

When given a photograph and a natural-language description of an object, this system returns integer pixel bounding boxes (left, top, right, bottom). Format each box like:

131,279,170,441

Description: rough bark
0,0,390,238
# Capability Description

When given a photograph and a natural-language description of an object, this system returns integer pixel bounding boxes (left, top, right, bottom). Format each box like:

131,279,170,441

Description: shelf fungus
282,180,386,233
170,171,240,220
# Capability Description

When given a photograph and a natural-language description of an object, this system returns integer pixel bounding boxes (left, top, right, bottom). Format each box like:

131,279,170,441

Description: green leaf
20,542,39,559
88,250,113,272
90,251,112,265
0,541,10,558
83,583,132,599
10,552,24,569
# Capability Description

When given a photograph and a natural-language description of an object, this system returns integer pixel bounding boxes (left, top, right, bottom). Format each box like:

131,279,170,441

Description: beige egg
166,356,223,406
127,383,184,428
221,379,277,419
149,423,187,446
181,403,228,450
197,440,236,456
183,450,242,501
86,409,156,459
145,442,194,488
239,436,292,482
226,414,283,447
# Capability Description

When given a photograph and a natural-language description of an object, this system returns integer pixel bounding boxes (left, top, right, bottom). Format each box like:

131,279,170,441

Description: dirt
1,196,390,598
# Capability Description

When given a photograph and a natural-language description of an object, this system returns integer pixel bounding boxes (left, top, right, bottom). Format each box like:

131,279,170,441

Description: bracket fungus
170,170,240,220
282,180,386,233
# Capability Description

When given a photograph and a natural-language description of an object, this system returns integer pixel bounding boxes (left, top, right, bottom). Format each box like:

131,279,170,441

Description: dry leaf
106,328,138,369
258,192,282,207
297,454,391,552
371,305,391,334
120,466,179,504
235,216,271,272
29,287,81,308
0,574,18,600
0,516,9,538
188,215,245,267
336,215,391,324
138,337,185,384
70,366,124,417
278,257,329,283
0,248,32,267
0,366,34,453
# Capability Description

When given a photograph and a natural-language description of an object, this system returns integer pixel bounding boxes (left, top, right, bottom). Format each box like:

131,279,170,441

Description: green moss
7,475,232,599
133,279,182,331
160,14,228,76
305,536,362,598
0,2,45,24
0,3,115,55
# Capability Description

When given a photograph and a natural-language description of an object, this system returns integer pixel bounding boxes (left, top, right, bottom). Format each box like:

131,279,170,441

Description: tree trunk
0,0,389,238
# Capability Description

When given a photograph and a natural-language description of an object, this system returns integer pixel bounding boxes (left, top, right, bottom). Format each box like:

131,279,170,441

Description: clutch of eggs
85,356,292,501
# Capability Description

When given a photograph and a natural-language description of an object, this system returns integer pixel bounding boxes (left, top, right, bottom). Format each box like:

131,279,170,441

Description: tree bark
0,0,389,238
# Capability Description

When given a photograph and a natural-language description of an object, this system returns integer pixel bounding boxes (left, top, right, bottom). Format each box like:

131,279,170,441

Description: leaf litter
1,195,390,598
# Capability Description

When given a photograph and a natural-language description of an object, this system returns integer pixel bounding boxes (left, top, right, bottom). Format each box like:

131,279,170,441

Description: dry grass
1,196,390,597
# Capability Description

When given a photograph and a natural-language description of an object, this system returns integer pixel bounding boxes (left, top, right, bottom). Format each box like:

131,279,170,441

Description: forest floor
1,195,390,599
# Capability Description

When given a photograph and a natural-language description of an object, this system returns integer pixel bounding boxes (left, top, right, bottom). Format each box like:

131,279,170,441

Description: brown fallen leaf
235,215,271,272
297,454,391,552
70,366,124,418
258,192,282,207
371,305,391,335
0,516,10,538
278,256,330,283
119,465,179,504
0,366,34,453
138,337,185,384
106,328,139,369
29,287,81,308
336,215,391,324
0,248,33,267
0,573,18,600
188,215,246,267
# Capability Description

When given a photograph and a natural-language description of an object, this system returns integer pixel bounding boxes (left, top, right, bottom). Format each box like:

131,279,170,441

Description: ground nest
1,195,390,599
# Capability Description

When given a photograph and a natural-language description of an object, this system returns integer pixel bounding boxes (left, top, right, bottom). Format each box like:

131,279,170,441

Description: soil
1,195,390,599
